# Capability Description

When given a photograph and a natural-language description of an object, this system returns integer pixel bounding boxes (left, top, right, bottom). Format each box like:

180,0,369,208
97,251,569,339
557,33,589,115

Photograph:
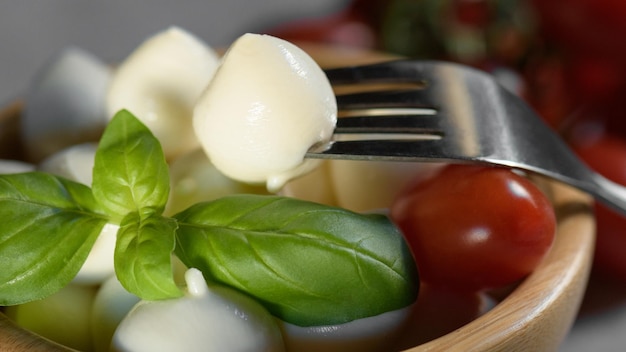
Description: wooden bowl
0,44,595,351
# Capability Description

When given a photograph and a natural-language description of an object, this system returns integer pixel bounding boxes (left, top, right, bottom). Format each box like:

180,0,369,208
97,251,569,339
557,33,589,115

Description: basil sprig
93,110,182,300
0,110,419,326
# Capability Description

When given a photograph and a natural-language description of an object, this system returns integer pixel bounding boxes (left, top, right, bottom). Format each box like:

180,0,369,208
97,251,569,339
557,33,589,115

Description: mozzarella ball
279,159,337,206
166,148,269,215
91,258,188,351
21,47,111,162
71,222,119,285
107,26,220,160
112,268,285,352
193,33,337,192
329,159,445,212
278,305,413,352
38,142,97,186
91,275,141,352
0,160,35,173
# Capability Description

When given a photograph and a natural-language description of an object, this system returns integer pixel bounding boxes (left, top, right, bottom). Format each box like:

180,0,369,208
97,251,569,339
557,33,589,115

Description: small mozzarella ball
91,275,141,352
278,305,413,352
38,142,97,186
0,159,35,173
4,284,97,351
21,47,111,162
166,148,269,215
112,268,285,352
92,257,188,352
72,222,119,285
279,159,337,206
107,27,220,160
329,159,445,212
193,33,337,192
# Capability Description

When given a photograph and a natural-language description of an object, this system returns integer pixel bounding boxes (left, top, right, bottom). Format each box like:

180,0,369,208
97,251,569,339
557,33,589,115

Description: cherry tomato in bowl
390,164,556,292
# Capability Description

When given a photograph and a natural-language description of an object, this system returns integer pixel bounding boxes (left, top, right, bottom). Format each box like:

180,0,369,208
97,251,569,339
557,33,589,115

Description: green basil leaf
174,194,419,326
115,211,182,300
0,172,108,305
93,110,170,221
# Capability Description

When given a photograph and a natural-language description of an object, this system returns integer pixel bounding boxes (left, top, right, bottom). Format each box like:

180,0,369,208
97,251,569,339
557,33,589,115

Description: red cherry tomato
531,0,626,60
390,164,556,292
573,134,626,281
565,55,625,106
522,54,573,129
563,85,626,142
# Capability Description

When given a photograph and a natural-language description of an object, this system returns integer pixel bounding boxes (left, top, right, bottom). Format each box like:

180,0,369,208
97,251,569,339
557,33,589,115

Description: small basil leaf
93,110,170,221
174,194,419,327
115,211,182,300
0,172,108,305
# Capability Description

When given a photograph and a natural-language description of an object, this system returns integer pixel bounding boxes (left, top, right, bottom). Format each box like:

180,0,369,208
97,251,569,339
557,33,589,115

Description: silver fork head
308,60,616,210
308,60,517,163
309,60,589,181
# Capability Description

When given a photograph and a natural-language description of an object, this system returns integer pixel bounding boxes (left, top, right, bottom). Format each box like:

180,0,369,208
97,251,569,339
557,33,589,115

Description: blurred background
0,0,343,105
3,0,626,350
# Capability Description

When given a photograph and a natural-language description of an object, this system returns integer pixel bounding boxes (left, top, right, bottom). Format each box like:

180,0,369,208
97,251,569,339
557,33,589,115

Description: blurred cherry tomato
573,134,626,281
531,0,626,61
390,164,556,292
522,53,573,128
564,55,625,106
564,84,626,140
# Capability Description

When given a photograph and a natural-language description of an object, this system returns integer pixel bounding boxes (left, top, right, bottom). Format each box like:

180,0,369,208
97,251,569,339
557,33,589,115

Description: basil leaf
93,110,170,221
0,172,108,305
174,194,419,326
115,211,182,300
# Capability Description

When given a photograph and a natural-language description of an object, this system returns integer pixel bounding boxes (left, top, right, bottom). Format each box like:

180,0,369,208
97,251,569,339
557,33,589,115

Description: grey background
0,0,344,105
0,1,624,351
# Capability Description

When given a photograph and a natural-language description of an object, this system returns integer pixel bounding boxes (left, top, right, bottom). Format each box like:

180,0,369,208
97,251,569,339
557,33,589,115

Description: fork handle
546,168,626,216
586,175,626,215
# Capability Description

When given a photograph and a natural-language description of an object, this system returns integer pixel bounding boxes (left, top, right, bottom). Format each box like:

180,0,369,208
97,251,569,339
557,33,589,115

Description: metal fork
306,59,626,216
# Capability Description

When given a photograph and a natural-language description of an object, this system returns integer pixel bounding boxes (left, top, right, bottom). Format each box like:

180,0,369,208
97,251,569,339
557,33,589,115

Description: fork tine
307,139,457,162
335,115,442,135
336,90,436,110
325,60,426,84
